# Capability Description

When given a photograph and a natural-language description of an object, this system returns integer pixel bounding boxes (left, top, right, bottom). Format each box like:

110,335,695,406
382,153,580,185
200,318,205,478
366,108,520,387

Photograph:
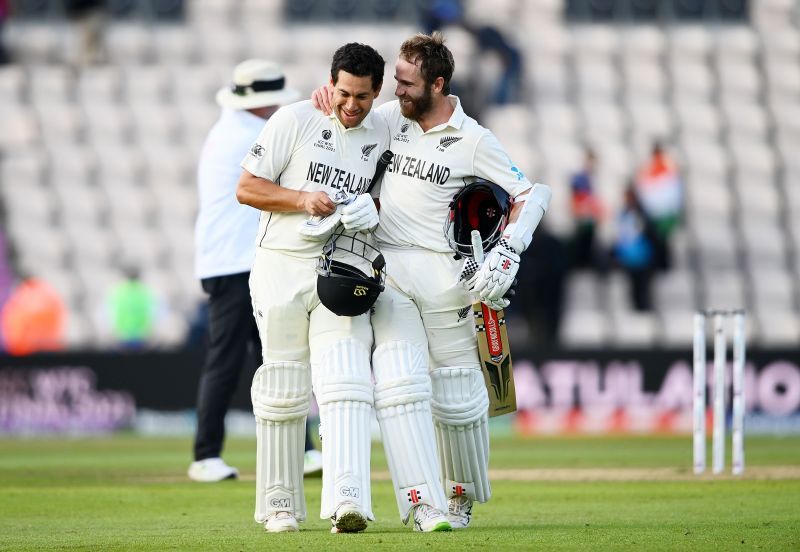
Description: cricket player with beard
236,43,389,534
313,32,551,532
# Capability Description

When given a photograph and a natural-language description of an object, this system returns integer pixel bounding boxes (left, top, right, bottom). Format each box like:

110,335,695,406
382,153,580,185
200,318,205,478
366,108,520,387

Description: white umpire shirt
241,100,390,259
194,108,265,280
375,96,532,253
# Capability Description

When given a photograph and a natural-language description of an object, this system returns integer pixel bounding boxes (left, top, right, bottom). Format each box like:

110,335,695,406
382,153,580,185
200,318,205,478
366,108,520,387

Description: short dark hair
331,43,385,91
399,31,455,95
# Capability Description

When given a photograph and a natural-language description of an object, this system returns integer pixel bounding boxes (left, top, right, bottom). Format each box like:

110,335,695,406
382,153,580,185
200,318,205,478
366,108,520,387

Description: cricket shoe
330,502,368,533
264,511,299,533
411,504,452,532
187,458,238,482
303,449,323,475
447,495,472,529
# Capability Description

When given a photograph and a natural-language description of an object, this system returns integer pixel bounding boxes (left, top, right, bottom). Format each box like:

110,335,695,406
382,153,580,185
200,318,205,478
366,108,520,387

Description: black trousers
193,272,313,461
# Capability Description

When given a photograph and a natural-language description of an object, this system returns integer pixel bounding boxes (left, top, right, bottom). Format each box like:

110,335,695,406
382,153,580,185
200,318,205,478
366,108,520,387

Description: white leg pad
431,366,491,503
373,341,448,522
312,338,375,520
251,361,311,523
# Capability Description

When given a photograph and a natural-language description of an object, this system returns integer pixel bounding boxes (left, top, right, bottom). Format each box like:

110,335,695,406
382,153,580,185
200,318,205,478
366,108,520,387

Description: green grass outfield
1,435,799,551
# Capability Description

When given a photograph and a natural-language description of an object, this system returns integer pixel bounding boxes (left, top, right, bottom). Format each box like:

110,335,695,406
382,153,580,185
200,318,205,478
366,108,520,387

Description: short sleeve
473,131,533,198
240,106,299,182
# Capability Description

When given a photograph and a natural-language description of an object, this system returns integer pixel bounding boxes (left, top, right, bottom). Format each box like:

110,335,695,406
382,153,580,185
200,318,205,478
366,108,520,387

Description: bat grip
366,150,394,194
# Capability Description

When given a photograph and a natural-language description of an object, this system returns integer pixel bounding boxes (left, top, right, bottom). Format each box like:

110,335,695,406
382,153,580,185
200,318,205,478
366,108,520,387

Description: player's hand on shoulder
467,240,520,302
311,84,334,115
341,193,378,232
302,191,336,216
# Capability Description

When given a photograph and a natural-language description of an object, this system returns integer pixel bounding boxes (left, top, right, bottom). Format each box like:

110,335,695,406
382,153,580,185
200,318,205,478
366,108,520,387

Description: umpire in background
190,60,322,482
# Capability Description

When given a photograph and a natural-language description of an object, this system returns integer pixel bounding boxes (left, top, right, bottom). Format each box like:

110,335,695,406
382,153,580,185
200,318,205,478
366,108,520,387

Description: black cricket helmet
316,227,386,316
444,179,512,258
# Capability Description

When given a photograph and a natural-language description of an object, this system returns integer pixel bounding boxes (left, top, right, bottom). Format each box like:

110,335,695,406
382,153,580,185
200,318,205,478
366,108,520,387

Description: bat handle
471,230,484,264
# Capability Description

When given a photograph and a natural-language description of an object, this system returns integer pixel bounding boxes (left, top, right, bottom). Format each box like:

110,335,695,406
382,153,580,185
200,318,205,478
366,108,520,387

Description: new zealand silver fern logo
401,123,410,133
457,305,471,322
361,143,377,161
437,136,462,152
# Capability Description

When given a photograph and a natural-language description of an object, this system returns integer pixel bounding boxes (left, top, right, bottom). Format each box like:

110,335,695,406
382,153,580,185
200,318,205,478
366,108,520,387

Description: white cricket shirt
375,97,532,253
194,108,265,280
241,100,390,258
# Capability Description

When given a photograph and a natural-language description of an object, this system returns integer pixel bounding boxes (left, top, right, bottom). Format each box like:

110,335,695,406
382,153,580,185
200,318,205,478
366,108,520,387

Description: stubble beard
399,85,433,122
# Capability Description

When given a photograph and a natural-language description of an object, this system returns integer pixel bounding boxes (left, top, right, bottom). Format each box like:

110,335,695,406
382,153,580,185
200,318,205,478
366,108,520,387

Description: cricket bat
470,230,516,417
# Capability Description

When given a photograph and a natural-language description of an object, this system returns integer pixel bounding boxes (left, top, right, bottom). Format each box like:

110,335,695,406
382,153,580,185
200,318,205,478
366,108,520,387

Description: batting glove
482,296,510,311
341,193,379,232
456,257,481,287
466,239,520,302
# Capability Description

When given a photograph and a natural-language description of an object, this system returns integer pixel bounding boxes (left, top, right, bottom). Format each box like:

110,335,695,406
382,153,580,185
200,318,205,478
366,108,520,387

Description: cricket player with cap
313,32,551,531
236,43,389,534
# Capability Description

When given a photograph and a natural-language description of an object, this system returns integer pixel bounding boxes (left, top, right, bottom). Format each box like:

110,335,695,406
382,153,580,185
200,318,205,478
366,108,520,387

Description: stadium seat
106,23,154,64
654,269,695,312
0,66,27,106
77,66,124,105
620,25,665,62
701,269,746,312
713,26,758,64
660,309,697,346
669,60,714,102
754,308,800,346
560,307,609,347
611,311,658,347
622,60,666,103
668,25,712,62
152,25,200,65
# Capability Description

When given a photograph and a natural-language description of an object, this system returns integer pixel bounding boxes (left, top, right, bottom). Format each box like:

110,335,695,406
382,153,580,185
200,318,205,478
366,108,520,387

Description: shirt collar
328,108,374,131
419,95,466,133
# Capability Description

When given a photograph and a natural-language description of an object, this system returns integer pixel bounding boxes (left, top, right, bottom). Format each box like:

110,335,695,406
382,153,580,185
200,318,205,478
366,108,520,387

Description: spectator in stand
613,186,656,312
106,266,157,349
569,147,606,272
506,223,567,348
1,272,66,355
633,141,683,271
64,0,107,66
422,0,523,105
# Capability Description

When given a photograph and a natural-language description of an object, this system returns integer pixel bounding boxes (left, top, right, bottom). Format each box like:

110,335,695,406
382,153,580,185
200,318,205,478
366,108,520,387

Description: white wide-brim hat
216,59,300,110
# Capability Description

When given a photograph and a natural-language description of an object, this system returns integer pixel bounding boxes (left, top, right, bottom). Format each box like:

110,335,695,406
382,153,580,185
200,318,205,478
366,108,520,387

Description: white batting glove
456,257,510,310
466,239,520,302
341,193,378,232
483,296,510,311
456,257,481,287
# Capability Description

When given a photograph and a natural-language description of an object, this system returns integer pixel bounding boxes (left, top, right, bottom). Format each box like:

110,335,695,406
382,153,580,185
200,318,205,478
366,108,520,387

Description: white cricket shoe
303,450,323,475
447,495,473,529
411,504,452,532
264,511,299,533
330,502,368,534
187,458,238,482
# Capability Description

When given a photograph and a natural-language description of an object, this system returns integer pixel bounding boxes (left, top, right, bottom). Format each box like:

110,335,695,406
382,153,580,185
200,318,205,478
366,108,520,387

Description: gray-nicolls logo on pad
437,136,462,152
